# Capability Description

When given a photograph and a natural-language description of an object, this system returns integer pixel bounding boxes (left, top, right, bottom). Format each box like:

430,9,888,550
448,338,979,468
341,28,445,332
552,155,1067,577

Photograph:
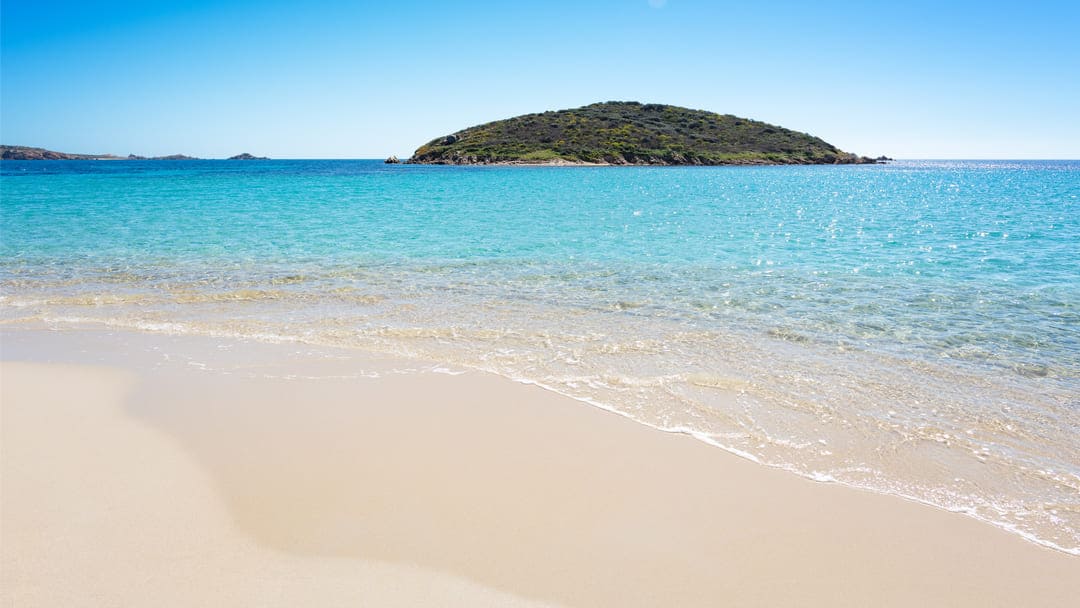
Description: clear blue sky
2,0,1078,159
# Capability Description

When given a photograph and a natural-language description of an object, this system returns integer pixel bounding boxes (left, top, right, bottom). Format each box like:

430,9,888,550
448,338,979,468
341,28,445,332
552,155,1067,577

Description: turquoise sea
2,159,1078,553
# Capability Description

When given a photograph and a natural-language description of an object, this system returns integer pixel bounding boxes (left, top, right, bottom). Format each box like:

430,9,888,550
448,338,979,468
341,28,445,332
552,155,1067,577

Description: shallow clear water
2,159,1078,553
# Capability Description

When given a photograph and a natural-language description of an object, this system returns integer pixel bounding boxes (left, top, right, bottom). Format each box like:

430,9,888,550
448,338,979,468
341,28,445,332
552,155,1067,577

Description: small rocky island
408,102,885,165
126,153,199,160
227,153,270,160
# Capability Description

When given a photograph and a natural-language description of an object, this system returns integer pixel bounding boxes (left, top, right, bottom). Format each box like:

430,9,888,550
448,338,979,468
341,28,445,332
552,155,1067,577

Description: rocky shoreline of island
405,154,891,166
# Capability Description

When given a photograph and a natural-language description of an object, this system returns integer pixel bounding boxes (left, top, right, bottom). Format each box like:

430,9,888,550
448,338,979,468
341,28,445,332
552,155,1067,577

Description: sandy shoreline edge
3,326,1077,606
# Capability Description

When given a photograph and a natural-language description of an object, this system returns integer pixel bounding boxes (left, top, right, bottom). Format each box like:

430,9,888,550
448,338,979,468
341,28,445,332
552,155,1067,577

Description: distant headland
0,146,269,161
408,102,887,166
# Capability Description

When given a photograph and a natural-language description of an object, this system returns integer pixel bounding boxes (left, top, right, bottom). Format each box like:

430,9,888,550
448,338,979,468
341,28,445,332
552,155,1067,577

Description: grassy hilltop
408,102,881,165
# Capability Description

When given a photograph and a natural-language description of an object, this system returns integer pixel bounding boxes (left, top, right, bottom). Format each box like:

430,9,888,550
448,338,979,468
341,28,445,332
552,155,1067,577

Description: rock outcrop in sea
227,153,270,160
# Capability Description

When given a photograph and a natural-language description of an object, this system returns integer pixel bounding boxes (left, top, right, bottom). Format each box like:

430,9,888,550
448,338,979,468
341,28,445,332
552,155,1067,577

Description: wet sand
2,327,1077,606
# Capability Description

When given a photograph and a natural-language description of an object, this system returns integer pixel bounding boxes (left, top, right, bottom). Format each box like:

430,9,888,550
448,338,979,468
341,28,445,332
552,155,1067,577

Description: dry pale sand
2,327,1078,607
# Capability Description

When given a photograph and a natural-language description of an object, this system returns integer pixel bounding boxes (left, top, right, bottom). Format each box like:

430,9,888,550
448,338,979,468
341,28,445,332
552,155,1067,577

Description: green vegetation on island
408,102,884,165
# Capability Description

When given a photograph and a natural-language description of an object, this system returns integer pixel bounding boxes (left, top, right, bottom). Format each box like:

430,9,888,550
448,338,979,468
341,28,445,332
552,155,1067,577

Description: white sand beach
2,327,1078,607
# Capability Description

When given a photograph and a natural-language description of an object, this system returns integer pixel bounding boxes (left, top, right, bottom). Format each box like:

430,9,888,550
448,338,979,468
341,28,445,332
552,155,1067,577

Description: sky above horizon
2,1,1078,159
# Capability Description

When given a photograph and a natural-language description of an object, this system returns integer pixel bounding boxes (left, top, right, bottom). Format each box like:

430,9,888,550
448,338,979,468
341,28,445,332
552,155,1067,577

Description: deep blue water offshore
2,159,1078,553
